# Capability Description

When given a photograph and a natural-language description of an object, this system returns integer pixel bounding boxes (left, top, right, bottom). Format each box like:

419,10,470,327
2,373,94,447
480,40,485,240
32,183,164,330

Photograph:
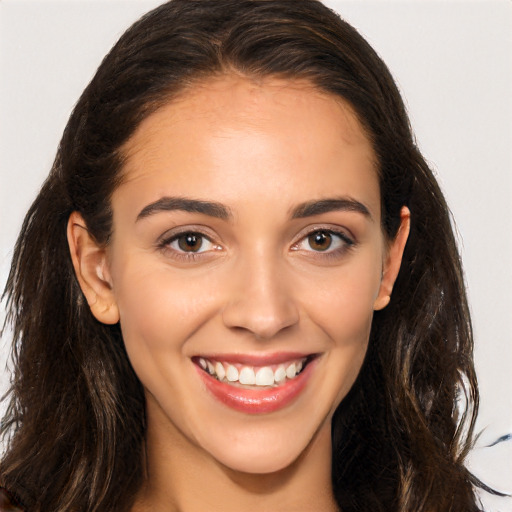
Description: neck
132,399,339,512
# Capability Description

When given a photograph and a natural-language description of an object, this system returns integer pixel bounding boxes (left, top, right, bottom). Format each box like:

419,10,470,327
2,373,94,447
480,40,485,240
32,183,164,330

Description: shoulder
0,488,24,512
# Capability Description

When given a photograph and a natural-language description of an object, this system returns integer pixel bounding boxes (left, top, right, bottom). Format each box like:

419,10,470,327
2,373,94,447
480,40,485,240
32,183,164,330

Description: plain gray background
1,1,511,508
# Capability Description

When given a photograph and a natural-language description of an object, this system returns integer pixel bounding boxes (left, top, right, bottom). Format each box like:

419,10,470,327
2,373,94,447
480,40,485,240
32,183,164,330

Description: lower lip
196,360,316,414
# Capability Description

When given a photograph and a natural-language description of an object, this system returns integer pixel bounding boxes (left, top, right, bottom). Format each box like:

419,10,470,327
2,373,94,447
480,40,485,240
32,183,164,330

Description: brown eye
307,231,332,251
292,229,354,256
177,233,204,252
161,230,221,260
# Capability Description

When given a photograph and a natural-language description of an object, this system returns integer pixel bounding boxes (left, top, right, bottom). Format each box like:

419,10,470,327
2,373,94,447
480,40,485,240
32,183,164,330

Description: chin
215,443,305,475
196,414,331,476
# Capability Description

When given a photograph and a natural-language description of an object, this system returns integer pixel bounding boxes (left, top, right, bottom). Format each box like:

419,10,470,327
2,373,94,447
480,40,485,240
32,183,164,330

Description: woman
0,0,481,510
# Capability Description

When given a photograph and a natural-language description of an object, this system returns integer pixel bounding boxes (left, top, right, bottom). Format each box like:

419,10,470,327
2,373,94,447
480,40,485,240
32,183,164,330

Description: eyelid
158,225,219,245
289,225,356,260
291,224,356,247
157,225,224,259
168,233,218,253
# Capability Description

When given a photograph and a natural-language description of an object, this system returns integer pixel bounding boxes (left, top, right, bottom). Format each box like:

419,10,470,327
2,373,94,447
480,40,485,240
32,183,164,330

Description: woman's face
71,76,407,475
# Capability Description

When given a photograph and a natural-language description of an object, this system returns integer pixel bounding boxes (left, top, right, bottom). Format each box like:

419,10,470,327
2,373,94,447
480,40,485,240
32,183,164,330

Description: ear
374,206,411,311
67,212,120,324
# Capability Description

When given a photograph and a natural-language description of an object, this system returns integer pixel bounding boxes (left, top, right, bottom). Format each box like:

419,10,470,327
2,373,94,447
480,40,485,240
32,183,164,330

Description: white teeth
255,366,275,386
215,362,226,381
239,367,256,385
285,362,297,379
226,364,239,382
274,366,287,383
198,357,308,386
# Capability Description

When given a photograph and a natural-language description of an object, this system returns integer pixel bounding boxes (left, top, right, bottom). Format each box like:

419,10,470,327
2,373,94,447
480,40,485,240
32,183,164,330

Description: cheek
110,255,221,366
310,272,379,408
292,256,381,401
301,255,382,345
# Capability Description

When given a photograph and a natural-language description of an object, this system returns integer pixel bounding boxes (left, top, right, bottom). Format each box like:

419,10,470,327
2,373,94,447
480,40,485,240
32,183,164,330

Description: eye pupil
308,231,332,251
178,233,203,252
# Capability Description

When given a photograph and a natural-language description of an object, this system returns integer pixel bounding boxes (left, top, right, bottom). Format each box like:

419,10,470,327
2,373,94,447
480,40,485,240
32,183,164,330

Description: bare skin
68,75,409,511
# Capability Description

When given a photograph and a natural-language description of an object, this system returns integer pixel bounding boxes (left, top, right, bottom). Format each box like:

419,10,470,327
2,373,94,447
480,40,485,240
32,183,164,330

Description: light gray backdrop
1,1,511,508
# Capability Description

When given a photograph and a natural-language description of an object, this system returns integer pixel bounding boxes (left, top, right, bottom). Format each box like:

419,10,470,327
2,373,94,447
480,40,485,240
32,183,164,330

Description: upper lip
192,352,316,366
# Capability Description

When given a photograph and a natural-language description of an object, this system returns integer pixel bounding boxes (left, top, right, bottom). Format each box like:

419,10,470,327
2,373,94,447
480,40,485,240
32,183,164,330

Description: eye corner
156,227,225,263
290,226,356,260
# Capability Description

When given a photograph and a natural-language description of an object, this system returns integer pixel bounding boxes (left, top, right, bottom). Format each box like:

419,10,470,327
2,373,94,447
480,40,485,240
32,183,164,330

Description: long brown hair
1,1,479,510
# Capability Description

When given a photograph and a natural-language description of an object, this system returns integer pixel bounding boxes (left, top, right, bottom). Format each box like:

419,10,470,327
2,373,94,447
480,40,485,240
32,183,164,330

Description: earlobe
374,206,411,311
67,212,120,324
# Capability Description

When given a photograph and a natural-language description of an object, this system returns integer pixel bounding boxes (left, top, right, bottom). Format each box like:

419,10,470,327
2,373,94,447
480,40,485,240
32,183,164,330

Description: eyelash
158,227,355,262
291,228,355,259
158,230,221,262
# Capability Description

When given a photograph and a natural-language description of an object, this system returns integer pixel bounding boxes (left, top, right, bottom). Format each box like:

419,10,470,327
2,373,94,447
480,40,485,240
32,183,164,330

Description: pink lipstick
193,353,317,414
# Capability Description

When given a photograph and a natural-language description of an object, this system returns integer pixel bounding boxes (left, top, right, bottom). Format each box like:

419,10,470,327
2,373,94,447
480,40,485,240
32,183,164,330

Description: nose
221,254,300,340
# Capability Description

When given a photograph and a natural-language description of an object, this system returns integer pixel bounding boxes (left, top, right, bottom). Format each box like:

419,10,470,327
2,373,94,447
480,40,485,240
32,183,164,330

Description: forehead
116,75,379,220
122,75,375,164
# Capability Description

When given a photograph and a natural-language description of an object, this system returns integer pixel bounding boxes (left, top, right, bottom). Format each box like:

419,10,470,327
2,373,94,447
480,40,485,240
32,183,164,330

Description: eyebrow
290,198,372,220
136,197,232,221
136,195,371,223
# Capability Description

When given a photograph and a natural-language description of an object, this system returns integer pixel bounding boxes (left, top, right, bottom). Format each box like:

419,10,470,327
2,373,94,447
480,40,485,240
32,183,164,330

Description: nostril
221,295,299,339
222,307,299,340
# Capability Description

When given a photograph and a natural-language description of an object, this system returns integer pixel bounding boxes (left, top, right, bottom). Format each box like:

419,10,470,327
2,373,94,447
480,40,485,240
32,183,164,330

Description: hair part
2,1,479,511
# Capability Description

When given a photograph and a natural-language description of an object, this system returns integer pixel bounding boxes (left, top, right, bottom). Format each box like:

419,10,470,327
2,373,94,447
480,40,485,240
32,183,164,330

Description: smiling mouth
193,355,315,388
193,353,318,414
